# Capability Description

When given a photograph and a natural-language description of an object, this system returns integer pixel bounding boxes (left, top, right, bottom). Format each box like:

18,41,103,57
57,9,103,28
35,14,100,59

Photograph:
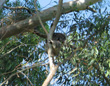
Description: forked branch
42,0,63,86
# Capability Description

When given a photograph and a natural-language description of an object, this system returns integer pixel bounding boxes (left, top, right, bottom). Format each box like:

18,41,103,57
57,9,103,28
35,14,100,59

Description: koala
52,33,66,43
45,33,66,56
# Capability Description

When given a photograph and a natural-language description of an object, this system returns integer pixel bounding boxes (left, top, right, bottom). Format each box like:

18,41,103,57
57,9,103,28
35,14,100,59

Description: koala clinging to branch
48,40,62,56
45,33,66,56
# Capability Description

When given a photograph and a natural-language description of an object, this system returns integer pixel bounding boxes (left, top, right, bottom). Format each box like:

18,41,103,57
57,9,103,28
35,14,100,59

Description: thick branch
47,0,63,56
42,65,59,86
49,0,63,36
0,0,6,10
43,0,63,86
0,0,101,40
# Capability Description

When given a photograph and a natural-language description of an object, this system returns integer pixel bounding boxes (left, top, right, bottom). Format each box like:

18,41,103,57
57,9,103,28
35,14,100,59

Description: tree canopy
0,0,110,86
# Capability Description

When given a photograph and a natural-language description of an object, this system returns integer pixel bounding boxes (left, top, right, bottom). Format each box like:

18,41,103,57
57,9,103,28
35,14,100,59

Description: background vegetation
0,0,110,85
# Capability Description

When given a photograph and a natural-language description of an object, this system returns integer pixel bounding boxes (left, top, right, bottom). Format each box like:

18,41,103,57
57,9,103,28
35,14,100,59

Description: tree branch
0,44,24,59
0,59,49,86
0,0,6,10
49,0,63,36
42,65,59,86
19,71,33,86
86,6,97,12
42,0,63,86
3,6,32,14
33,29,47,38
34,0,48,35
0,0,101,40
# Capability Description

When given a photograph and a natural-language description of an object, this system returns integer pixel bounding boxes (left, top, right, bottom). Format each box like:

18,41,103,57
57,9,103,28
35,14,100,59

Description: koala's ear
48,40,53,44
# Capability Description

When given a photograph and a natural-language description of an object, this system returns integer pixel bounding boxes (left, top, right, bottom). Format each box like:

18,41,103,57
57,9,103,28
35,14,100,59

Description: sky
38,0,72,10
9,0,73,10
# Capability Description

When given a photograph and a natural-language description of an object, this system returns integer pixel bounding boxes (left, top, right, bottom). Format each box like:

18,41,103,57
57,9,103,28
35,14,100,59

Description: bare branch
33,29,47,38
3,6,32,14
0,44,24,59
86,6,97,12
42,0,63,86
42,65,59,86
0,59,49,86
47,0,63,58
0,0,101,40
0,0,6,10
18,71,33,86
48,0,63,38
34,0,48,35
51,75,61,85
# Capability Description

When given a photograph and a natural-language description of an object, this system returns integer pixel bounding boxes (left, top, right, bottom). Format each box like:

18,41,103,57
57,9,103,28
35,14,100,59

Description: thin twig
0,44,24,59
0,59,49,86
51,75,61,85
33,29,47,38
34,0,48,35
3,6,32,14
18,71,33,86
86,6,97,12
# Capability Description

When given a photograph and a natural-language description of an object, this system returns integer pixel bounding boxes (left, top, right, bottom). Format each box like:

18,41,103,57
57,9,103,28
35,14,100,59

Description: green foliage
0,33,46,85
54,5,110,86
0,0,110,86
0,0,47,85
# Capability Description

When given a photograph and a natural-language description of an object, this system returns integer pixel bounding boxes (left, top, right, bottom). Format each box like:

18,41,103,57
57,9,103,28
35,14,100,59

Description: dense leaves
0,0,110,86
54,9,110,86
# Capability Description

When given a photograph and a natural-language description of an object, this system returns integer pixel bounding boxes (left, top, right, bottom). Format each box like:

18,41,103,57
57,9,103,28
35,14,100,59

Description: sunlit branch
34,0,48,35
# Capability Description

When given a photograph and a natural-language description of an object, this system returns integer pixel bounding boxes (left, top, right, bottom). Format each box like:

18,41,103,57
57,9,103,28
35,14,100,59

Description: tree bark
0,0,6,10
42,0,63,85
0,0,101,40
